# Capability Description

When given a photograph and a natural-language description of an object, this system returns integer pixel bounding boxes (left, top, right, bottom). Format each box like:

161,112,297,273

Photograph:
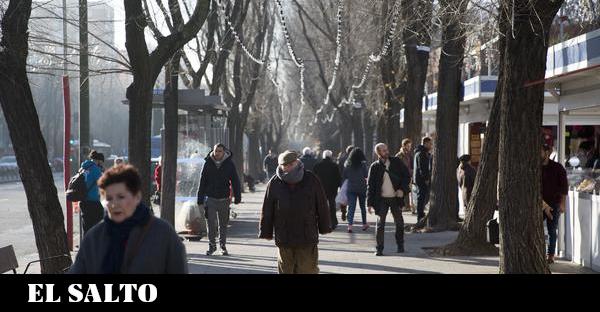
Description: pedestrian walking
68,165,187,274
259,151,332,274
457,154,476,222
197,143,242,256
313,150,342,230
79,150,105,237
300,147,318,171
414,137,433,223
367,143,411,256
263,150,279,181
541,144,568,264
337,145,355,221
396,139,414,213
343,148,369,233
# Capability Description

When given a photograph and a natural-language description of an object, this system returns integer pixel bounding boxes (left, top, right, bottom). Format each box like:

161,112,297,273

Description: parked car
0,156,18,169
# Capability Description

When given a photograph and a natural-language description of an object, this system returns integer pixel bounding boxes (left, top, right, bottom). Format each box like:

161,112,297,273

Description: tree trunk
497,0,563,274
161,51,180,226
402,0,432,147
340,111,353,151
0,0,72,273
442,9,508,256
352,107,365,154
427,0,468,231
364,109,375,163
124,0,210,204
79,0,91,160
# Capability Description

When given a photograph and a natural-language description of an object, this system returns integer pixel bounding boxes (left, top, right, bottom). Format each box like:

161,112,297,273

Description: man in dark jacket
259,150,332,274
197,143,242,256
541,144,568,264
300,147,318,171
313,150,342,229
263,149,278,181
414,137,433,223
367,143,411,256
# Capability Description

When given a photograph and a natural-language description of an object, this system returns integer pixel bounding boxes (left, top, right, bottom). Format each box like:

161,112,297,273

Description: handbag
335,180,349,206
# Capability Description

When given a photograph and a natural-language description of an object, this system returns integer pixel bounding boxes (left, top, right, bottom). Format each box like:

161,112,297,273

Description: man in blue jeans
541,144,568,264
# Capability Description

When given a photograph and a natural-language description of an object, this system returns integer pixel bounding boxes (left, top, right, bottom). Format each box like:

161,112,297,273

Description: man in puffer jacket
197,143,241,256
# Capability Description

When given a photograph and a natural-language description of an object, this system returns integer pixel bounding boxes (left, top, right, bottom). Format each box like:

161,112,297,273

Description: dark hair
459,154,471,162
422,137,432,145
346,148,366,168
98,164,142,195
214,143,226,151
89,150,104,162
402,139,412,147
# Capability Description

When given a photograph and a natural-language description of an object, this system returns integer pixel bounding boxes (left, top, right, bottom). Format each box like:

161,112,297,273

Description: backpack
66,165,92,202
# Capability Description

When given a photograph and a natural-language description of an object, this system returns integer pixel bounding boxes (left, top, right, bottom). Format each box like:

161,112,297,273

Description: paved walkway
184,184,595,274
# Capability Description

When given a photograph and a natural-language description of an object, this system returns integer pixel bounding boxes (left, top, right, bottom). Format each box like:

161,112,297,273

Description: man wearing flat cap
259,150,332,274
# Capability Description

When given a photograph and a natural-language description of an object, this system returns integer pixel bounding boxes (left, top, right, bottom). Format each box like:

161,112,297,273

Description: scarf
211,151,230,169
276,161,305,184
101,202,151,274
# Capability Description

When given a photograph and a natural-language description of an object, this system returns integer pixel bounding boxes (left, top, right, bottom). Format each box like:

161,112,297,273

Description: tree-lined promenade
1,0,599,274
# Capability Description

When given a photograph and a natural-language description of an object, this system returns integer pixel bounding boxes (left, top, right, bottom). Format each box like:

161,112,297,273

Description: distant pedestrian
396,139,414,213
457,154,476,221
197,143,242,256
414,137,433,223
367,143,411,256
263,150,279,181
79,150,105,237
313,150,342,230
337,145,355,221
541,144,568,264
300,147,318,171
259,151,332,274
343,148,369,233
68,165,187,274
154,157,162,193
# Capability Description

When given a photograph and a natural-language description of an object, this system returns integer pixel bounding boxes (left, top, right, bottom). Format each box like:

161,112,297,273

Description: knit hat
278,150,300,166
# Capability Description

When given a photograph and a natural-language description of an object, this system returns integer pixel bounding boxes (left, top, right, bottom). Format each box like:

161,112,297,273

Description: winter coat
395,148,414,177
299,154,318,172
367,157,411,210
413,145,432,187
81,160,102,202
457,162,476,208
68,215,188,274
343,162,368,194
197,149,241,204
313,157,342,197
259,171,332,248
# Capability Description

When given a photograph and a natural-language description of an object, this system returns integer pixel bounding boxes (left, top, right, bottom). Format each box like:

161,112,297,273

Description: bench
0,245,71,274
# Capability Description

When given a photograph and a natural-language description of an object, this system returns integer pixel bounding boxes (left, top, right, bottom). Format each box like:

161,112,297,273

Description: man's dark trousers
375,197,404,251
415,183,430,222
327,195,338,228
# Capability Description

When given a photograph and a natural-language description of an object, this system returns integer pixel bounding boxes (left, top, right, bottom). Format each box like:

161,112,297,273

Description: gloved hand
203,205,209,219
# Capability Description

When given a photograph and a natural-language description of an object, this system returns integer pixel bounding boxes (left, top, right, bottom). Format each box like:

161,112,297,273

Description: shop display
568,168,600,194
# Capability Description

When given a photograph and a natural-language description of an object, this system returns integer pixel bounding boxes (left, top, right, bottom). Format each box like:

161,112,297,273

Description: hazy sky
110,0,125,49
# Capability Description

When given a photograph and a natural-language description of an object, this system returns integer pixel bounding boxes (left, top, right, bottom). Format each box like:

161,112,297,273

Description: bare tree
124,0,210,204
496,0,563,274
0,0,72,273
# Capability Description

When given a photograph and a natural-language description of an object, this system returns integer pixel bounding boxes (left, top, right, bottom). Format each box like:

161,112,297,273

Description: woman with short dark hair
69,165,188,274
